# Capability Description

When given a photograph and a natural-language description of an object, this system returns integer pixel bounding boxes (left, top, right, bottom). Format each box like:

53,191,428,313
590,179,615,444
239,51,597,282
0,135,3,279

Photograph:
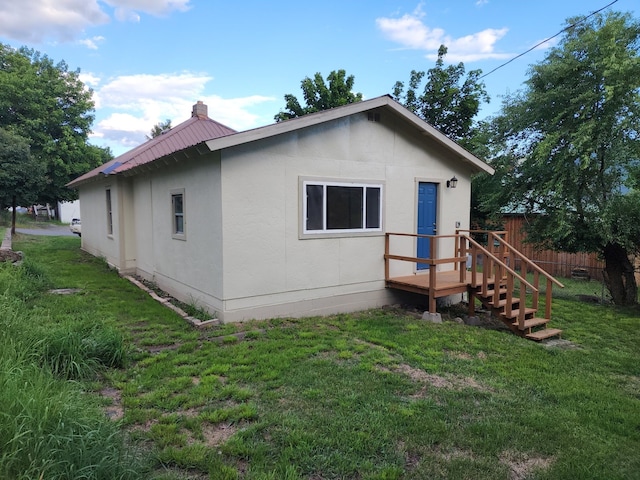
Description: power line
478,0,620,80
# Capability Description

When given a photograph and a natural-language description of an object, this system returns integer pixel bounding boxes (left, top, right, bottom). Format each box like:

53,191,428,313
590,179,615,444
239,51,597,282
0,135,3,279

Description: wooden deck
387,267,482,313
384,232,564,341
386,270,473,298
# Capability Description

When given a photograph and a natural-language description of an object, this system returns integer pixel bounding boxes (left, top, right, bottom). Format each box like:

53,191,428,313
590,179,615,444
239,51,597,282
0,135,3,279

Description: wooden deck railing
457,230,565,320
384,232,563,328
384,233,468,312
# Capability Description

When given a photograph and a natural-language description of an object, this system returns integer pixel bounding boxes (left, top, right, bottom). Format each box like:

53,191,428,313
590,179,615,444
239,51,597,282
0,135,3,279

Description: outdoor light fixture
446,176,458,188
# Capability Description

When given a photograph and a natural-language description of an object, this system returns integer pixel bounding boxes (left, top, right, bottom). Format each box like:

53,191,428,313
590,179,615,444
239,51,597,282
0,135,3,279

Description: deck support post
428,285,436,313
467,287,476,316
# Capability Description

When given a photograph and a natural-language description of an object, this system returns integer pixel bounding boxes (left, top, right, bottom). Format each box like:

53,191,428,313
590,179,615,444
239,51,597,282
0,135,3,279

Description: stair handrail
462,235,539,328
463,235,537,293
488,232,564,320
488,232,565,288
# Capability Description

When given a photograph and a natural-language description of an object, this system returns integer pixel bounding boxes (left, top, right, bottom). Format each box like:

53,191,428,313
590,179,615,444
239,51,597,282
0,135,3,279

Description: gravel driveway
15,226,76,237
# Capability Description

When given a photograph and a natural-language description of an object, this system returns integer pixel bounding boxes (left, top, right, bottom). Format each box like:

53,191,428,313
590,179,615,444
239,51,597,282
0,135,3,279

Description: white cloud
105,0,191,20
78,35,105,50
476,0,489,6
376,6,511,62
0,0,191,44
532,37,559,51
88,72,275,152
79,72,102,88
0,0,109,43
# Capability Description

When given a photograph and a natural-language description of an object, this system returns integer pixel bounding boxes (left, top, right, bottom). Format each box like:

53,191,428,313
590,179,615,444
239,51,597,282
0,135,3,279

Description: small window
105,188,113,235
303,180,383,235
171,189,186,239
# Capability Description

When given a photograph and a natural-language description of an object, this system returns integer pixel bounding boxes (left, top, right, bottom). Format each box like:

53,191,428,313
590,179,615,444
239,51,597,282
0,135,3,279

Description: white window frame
105,187,113,236
171,188,186,240
301,178,384,237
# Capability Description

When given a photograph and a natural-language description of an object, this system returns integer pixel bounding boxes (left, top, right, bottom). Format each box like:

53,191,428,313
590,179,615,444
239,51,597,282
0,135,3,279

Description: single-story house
68,95,494,322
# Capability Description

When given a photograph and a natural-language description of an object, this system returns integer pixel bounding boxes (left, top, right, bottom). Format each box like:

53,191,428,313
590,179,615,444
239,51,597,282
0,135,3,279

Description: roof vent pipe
192,100,208,118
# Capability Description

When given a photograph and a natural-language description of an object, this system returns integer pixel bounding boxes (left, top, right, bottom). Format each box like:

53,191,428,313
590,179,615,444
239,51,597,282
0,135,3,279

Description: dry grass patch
382,363,493,393
434,446,477,462
397,440,422,470
499,450,554,480
445,349,488,361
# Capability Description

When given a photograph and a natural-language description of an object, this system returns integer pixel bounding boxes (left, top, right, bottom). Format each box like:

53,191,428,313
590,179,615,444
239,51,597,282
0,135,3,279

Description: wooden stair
468,252,563,342
383,230,565,342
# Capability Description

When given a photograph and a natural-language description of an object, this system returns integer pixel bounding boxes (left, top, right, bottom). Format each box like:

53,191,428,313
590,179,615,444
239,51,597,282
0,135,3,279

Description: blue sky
0,0,636,156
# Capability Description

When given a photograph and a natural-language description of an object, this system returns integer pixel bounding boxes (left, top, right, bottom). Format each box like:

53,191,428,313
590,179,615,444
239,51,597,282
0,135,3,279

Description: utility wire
478,0,620,80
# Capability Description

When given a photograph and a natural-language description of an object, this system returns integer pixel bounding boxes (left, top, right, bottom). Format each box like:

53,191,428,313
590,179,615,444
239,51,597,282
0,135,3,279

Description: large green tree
392,45,489,146
275,69,363,122
147,119,172,139
0,128,45,233
483,11,640,305
0,44,109,207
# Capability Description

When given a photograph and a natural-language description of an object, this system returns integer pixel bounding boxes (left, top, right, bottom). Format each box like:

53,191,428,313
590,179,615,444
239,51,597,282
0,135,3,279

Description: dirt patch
127,418,159,434
206,329,266,344
180,408,201,418
201,422,237,447
146,343,183,354
100,386,124,421
499,451,554,480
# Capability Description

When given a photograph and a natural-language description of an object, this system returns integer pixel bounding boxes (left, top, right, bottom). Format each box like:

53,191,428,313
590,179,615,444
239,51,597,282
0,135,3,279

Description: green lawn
4,234,640,479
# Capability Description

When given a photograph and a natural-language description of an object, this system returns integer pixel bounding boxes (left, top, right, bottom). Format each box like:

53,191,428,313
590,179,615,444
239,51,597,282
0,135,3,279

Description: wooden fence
499,215,606,281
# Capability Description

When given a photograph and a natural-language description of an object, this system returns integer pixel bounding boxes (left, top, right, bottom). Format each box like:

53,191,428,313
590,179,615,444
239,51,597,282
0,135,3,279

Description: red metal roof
68,110,236,186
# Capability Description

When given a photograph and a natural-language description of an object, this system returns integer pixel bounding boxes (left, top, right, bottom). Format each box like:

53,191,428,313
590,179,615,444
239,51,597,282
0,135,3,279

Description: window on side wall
105,187,113,235
302,180,383,236
171,189,186,240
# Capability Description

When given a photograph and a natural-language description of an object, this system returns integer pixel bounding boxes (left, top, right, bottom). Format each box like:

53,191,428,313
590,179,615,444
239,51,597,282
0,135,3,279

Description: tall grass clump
13,256,52,301
33,321,127,380
0,258,147,479
0,341,145,479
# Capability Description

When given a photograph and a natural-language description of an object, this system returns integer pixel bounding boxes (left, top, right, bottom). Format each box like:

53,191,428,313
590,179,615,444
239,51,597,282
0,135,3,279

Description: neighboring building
58,200,80,223
68,96,494,322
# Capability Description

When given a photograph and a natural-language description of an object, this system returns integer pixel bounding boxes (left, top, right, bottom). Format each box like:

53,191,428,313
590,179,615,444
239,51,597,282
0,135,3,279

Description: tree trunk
11,195,16,235
602,242,638,306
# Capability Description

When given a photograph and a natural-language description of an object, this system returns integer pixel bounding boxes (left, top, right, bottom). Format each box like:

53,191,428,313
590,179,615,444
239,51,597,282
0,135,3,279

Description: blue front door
417,182,437,270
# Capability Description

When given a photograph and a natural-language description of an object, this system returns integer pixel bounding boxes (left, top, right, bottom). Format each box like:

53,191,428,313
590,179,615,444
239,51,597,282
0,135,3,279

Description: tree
147,119,172,139
392,45,490,145
484,11,640,305
0,129,45,233
275,69,363,122
0,44,108,207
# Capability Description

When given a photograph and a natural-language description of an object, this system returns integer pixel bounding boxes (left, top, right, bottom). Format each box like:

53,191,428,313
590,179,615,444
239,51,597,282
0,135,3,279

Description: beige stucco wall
132,153,225,312
78,178,124,268
78,109,477,323
218,110,474,321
